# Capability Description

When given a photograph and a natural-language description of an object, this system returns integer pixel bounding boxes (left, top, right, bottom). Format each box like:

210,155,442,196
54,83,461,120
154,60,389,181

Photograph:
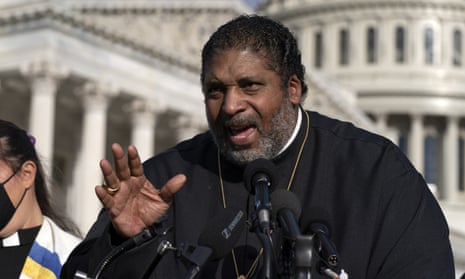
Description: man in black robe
61,15,455,279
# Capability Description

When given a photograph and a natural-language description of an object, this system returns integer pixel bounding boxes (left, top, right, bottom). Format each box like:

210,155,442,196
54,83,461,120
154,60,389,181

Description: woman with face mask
0,119,81,279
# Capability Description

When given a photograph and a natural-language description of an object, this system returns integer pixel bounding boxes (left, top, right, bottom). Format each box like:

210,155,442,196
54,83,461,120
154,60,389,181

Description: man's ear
19,160,36,189
288,74,302,105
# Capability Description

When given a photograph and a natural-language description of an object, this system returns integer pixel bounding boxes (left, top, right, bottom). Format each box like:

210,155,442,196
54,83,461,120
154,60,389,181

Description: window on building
453,29,462,66
314,31,323,68
395,26,406,63
398,134,407,154
339,28,349,65
367,27,377,63
424,135,438,187
460,138,464,191
424,27,434,64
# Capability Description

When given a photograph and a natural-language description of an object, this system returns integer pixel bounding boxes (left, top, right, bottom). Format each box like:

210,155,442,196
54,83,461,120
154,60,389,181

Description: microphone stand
256,230,277,279
243,159,278,278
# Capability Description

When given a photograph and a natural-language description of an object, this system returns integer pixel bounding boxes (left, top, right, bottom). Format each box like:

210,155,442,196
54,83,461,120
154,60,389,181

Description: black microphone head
301,209,340,267
301,208,332,237
270,189,302,219
198,207,246,259
243,158,276,194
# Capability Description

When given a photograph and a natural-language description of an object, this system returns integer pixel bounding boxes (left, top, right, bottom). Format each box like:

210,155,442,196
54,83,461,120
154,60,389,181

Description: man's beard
209,98,298,165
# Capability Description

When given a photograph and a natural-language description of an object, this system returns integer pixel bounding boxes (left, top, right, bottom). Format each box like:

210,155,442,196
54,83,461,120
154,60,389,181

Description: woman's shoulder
42,216,82,262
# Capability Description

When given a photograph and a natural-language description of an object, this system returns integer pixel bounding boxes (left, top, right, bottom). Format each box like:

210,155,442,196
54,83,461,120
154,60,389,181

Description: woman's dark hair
0,119,81,236
201,14,308,98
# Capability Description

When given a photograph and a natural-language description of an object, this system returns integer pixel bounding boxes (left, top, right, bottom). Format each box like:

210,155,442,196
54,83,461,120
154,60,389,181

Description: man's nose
222,87,246,115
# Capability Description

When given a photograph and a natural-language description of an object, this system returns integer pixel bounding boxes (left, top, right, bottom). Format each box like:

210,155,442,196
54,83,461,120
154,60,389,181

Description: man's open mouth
228,124,257,146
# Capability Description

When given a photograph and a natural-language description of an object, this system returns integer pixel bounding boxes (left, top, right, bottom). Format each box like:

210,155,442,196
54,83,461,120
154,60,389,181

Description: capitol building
0,0,464,276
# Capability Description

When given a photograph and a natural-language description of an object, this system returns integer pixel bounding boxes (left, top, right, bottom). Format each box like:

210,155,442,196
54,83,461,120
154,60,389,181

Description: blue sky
244,0,261,9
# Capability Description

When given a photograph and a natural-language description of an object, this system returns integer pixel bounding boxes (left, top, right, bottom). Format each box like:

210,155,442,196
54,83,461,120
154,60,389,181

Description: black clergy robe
61,110,454,279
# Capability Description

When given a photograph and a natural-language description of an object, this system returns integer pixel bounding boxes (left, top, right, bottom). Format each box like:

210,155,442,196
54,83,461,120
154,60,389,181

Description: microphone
302,210,340,269
244,159,278,278
271,189,313,278
184,207,246,279
243,158,276,234
271,189,302,240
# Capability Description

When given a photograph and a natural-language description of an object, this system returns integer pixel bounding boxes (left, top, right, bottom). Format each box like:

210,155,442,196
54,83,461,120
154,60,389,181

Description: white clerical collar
275,107,302,157
1,231,20,247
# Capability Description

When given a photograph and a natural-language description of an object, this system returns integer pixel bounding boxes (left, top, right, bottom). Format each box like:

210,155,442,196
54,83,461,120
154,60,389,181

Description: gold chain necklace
217,110,310,278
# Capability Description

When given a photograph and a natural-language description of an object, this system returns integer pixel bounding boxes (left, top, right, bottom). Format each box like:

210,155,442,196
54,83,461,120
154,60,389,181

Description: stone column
443,116,459,201
442,21,453,67
410,19,422,66
68,81,118,234
379,19,393,66
20,60,68,177
299,25,314,70
461,131,465,194
351,20,364,67
324,23,338,71
376,113,399,145
408,114,424,174
128,98,164,162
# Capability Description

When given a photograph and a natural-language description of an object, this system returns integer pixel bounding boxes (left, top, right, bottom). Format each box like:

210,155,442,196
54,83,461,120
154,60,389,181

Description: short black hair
201,14,308,98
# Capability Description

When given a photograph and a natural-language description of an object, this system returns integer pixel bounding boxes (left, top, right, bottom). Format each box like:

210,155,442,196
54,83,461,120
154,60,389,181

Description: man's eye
206,87,223,98
242,82,260,92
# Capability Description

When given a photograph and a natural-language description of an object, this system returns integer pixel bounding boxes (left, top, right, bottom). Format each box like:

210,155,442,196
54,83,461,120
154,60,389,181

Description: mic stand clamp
77,218,172,279
176,243,213,268
294,234,314,279
312,232,349,279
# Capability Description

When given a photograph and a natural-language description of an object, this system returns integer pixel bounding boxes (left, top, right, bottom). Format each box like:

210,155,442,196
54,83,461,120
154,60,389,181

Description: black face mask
0,172,27,230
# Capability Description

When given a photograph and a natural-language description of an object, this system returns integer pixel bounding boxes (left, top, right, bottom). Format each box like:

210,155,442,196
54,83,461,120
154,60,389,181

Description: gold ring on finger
105,183,120,195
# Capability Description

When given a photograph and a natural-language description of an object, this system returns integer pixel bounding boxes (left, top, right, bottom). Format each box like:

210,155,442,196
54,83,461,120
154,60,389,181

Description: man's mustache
222,115,259,129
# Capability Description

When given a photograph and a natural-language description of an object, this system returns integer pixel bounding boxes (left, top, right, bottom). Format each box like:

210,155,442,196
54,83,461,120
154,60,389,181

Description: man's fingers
100,159,120,189
95,185,114,208
128,145,144,177
112,143,131,180
100,159,113,176
159,174,186,204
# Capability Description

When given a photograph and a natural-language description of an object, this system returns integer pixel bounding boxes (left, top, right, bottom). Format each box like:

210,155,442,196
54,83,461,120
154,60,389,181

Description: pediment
0,1,249,72
71,8,242,70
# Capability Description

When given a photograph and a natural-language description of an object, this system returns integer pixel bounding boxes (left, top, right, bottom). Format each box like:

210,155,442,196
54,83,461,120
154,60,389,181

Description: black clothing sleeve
61,210,169,279
366,169,453,278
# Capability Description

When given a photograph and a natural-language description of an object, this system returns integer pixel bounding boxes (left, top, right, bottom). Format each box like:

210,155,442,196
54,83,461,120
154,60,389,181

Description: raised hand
95,143,186,237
